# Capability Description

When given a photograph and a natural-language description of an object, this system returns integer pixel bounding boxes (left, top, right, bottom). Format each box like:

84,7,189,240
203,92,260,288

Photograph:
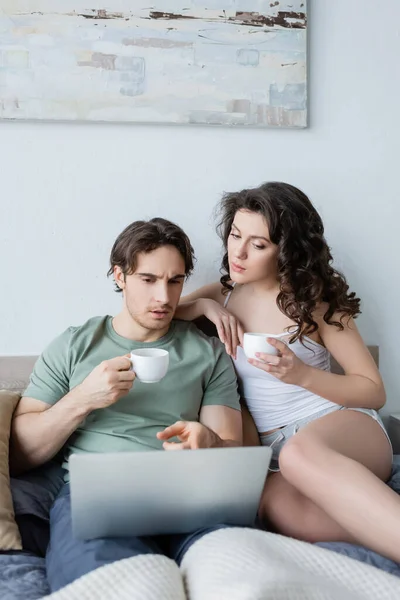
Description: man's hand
76,355,135,411
157,421,223,450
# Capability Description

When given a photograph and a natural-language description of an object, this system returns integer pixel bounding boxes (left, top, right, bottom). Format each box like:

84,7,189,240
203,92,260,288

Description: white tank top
224,286,340,432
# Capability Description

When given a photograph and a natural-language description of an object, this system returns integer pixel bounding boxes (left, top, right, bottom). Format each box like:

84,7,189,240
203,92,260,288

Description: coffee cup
130,349,169,383
243,332,288,360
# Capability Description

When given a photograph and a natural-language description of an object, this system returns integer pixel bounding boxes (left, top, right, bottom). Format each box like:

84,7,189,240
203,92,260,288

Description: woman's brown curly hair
216,182,361,343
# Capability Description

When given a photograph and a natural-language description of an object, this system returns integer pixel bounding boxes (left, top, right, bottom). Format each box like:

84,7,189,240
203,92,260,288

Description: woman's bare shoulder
313,303,354,328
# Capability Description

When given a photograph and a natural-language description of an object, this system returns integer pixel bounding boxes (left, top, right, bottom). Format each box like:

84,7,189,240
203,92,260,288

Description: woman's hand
248,338,310,386
200,299,244,359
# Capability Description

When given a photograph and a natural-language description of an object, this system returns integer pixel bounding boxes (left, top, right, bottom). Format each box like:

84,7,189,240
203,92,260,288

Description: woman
176,181,400,563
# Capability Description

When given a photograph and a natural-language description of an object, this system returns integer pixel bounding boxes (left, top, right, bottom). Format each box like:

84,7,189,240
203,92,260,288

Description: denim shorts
260,406,392,472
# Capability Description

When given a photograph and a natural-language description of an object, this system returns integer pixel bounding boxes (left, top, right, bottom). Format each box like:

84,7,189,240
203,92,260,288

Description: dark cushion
193,316,219,339
10,462,65,557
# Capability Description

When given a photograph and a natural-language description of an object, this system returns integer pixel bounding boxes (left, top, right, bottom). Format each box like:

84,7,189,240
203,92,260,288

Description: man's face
114,245,186,332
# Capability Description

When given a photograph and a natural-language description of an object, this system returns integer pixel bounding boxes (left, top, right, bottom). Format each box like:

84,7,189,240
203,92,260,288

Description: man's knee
50,485,70,517
47,490,164,593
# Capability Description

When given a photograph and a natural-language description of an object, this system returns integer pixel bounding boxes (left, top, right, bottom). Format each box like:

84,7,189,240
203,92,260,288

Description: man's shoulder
48,315,110,354
67,315,109,338
172,320,225,353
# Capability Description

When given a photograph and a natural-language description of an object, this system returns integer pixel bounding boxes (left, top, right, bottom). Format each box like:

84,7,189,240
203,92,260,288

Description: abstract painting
0,1,307,127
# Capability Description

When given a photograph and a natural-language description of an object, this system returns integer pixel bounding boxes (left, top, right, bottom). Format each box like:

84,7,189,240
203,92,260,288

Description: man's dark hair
107,218,195,292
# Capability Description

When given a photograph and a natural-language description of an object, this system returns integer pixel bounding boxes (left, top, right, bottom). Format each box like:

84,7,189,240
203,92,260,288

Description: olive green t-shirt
24,316,240,471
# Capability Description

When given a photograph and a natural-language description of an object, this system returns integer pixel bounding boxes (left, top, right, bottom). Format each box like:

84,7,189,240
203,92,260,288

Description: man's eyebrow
135,273,185,279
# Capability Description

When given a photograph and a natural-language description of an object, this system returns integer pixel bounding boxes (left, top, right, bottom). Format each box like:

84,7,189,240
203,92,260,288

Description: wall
1,0,399,416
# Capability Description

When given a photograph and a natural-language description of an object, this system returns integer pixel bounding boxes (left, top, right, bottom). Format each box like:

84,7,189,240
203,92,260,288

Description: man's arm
156,406,242,451
157,337,242,450
10,393,91,474
199,405,242,446
11,356,135,474
197,336,242,447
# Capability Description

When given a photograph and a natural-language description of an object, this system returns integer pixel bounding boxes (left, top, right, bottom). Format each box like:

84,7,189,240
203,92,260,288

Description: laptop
69,446,271,539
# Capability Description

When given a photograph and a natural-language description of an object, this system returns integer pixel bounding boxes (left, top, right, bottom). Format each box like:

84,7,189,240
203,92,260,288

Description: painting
0,1,307,127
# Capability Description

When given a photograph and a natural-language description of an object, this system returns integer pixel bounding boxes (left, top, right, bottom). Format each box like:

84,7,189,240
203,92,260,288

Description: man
10,218,242,592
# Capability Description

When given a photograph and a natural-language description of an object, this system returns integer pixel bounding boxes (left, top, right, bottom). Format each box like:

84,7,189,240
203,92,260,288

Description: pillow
11,460,65,556
0,390,22,549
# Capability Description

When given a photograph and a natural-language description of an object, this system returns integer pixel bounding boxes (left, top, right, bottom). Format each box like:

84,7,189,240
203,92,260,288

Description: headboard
0,355,38,394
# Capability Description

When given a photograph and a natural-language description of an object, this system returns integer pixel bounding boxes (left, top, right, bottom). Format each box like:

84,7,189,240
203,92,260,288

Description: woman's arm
175,282,243,357
304,315,386,410
249,314,385,410
175,282,224,320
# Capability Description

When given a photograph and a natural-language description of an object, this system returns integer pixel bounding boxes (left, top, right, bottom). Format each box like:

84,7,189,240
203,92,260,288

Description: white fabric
182,528,400,600
224,285,338,432
42,529,400,600
41,554,185,600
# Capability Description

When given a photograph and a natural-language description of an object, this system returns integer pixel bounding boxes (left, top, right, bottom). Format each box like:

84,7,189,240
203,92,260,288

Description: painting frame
0,1,308,128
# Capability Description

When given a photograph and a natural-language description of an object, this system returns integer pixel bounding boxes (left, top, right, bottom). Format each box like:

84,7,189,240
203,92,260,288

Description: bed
1,350,399,599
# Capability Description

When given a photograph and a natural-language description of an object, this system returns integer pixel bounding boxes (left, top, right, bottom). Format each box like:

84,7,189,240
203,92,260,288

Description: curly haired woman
176,181,400,563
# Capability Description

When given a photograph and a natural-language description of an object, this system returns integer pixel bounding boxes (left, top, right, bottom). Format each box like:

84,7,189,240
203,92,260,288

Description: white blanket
42,529,400,600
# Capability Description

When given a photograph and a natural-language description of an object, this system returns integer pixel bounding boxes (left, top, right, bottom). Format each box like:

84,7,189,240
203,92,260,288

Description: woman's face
227,209,279,285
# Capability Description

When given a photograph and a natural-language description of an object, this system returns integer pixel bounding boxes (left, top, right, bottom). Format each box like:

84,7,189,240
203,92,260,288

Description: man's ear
113,266,125,290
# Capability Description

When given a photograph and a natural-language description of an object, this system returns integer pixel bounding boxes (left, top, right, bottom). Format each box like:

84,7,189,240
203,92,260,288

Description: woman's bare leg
259,471,357,543
273,410,400,562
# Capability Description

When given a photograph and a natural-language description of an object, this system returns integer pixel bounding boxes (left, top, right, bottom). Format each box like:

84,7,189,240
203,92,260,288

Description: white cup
243,332,288,360
130,349,169,384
